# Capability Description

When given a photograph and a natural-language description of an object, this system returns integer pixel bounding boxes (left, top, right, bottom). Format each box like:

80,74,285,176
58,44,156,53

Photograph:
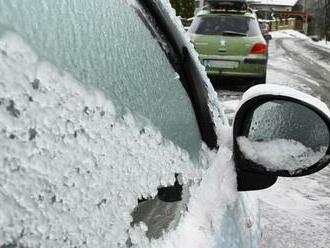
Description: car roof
196,9,256,19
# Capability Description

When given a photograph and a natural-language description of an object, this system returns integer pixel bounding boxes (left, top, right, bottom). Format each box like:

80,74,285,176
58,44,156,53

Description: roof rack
206,0,248,11
202,5,254,15
203,0,254,13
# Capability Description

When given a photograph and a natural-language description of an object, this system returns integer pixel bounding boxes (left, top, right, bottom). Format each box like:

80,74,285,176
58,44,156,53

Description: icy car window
0,0,211,246
245,100,329,149
0,0,202,162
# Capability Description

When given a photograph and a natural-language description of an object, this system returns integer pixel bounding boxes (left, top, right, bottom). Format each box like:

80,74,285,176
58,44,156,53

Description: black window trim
137,0,218,150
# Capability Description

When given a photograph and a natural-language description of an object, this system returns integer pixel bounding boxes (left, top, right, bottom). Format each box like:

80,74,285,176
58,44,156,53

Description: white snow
270,30,309,40
311,39,330,50
257,165,330,248
0,29,242,247
237,137,326,172
270,30,330,72
0,31,202,247
148,147,238,248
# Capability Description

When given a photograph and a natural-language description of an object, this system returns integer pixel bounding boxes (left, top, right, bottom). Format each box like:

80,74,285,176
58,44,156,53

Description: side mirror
234,85,330,191
263,34,272,41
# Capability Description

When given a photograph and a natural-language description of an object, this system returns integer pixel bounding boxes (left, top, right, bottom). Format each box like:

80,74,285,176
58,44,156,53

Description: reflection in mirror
237,100,329,173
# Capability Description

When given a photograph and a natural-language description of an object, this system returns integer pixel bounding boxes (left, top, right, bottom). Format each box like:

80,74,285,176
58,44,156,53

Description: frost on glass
0,0,202,162
0,31,204,247
0,1,247,247
238,100,329,172
0,34,240,247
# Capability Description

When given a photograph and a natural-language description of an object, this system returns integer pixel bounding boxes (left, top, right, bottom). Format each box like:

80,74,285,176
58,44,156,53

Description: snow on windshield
0,31,239,247
237,137,327,172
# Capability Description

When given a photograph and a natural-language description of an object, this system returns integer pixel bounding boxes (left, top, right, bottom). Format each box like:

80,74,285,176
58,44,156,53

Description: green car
189,8,268,85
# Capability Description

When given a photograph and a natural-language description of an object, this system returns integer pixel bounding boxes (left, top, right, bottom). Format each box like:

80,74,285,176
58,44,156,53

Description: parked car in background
0,0,330,247
189,2,268,86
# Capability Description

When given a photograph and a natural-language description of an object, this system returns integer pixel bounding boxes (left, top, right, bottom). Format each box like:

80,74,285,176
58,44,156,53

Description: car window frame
136,0,218,150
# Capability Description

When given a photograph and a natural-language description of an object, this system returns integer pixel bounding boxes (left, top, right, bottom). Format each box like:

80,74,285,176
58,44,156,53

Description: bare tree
170,0,195,18
326,0,330,40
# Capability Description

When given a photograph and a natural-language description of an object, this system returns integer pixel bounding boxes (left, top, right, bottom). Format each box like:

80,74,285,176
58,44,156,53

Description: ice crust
0,30,241,247
237,137,326,172
0,31,202,247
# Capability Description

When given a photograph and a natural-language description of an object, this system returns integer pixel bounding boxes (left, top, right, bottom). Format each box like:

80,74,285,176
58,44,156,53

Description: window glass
246,100,329,150
0,0,202,162
190,15,261,37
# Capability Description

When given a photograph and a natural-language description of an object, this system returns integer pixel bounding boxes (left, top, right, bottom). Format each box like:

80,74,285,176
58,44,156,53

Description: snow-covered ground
272,29,330,51
313,39,330,50
218,29,330,248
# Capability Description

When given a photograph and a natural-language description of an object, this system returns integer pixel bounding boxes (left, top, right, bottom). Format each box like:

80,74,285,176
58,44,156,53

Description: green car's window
0,0,202,161
190,15,261,37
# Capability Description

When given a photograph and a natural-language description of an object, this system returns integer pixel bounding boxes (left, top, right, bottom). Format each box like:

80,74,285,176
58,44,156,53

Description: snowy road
217,31,330,248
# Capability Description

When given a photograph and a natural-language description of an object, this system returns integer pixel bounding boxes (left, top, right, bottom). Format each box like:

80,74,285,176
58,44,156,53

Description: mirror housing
234,85,330,191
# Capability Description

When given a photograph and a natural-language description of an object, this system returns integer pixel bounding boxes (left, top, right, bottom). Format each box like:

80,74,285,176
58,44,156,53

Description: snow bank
237,137,326,172
0,29,238,247
271,30,330,51
271,30,310,40
312,39,330,50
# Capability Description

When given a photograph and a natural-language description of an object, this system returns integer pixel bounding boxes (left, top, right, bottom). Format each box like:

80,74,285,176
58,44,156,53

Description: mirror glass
237,100,329,173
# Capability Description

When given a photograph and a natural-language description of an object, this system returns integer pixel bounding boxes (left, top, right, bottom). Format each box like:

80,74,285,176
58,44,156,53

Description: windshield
189,15,261,37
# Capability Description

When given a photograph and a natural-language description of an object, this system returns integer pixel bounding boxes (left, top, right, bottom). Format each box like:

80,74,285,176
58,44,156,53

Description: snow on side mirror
234,85,330,191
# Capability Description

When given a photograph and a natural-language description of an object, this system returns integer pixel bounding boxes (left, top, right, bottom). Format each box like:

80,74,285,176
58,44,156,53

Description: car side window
0,0,203,162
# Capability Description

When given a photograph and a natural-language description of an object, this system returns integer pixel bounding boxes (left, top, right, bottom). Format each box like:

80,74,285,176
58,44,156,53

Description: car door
0,0,220,246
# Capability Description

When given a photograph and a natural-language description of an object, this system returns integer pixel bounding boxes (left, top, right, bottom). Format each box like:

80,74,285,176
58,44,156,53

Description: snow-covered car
0,0,330,247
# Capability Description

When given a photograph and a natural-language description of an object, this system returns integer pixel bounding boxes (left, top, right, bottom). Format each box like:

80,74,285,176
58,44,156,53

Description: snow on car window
0,0,202,162
0,31,239,248
0,31,200,247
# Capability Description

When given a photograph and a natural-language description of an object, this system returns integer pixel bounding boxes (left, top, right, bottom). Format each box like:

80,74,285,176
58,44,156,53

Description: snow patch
312,40,330,50
237,137,326,172
139,147,238,248
0,31,202,247
271,30,309,40
0,29,239,247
